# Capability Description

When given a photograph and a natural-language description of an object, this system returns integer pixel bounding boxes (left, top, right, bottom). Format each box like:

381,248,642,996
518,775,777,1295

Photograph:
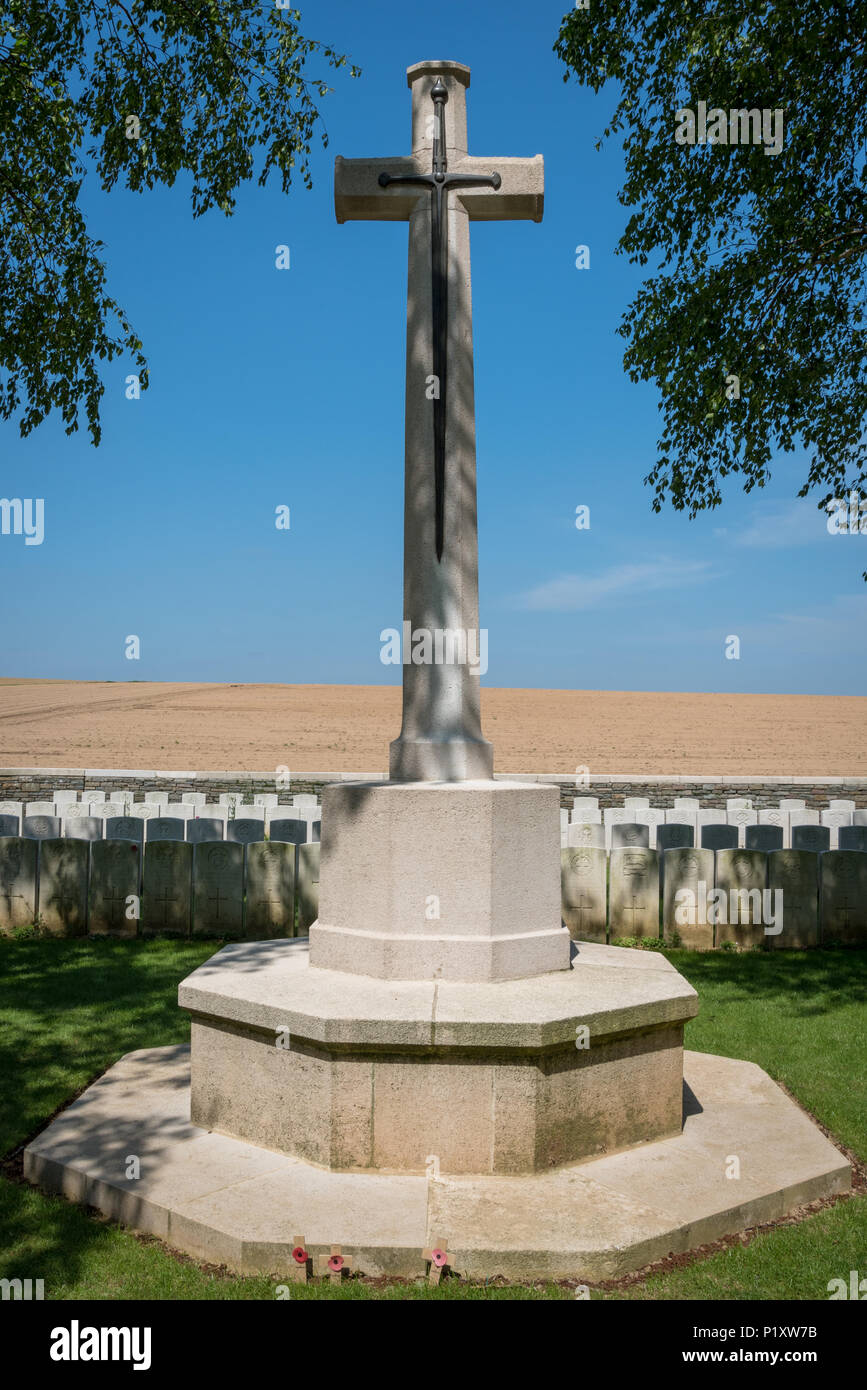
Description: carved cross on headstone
151,885,177,925
622,895,646,932
335,60,543,782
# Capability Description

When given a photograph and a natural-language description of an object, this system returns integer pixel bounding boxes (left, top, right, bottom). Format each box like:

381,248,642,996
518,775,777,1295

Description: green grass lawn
0,938,864,1300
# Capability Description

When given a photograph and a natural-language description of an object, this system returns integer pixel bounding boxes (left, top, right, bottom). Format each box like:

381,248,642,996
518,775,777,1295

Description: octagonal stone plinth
179,939,698,1175
309,780,571,982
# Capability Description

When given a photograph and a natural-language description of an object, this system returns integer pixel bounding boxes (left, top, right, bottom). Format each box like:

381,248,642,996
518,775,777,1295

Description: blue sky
1,0,864,695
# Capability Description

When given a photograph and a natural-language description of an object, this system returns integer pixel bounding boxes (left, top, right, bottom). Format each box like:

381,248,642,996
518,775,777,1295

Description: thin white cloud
732,499,831,549
518,558,713,612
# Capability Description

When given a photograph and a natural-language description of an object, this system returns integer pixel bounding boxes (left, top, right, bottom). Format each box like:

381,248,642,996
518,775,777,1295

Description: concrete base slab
24,1045,850,1280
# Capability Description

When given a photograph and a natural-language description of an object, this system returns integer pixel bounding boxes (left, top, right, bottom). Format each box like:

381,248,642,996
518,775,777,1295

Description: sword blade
432,181,446,563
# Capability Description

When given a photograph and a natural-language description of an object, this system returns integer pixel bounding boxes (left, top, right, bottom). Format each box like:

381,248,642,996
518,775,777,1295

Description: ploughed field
0,679,863,775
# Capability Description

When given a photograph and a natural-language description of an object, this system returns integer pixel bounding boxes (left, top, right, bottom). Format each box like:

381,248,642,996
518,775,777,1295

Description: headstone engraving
182,792,207,805
820,810,851,848
89,840,141,936
745,824,783,853
820,851,867,945
570,806,602,825
0,837,37,930
186,818,225,844
52,790,79,806
93,801,125,821
560,846,606,943
727,807,758,846
634,808,665,847
25,801,57,816
791,824,830,853
838,826,867,852
147,817,186,842
609,848,659,941
245,841,296,938
227,818,266,845
566,822,605,849
662,847,714,949
105,817,144,844
610,822,650,850
767,850,818,949
143,841,192,936
715,849,768,949
268,819,308,846
193,842,244,937
23,815,61,840
657,823,695,853
38,838,88,936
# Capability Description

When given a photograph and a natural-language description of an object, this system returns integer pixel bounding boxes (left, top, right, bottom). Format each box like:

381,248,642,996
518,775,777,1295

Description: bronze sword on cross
378,79,501,561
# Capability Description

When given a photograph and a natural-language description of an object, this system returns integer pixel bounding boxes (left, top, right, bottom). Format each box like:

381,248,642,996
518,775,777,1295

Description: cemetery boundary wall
1,769,865,812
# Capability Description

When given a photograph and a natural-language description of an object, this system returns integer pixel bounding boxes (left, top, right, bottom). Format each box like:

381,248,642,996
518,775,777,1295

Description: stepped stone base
179,939,698,1173
24,1044,849,1280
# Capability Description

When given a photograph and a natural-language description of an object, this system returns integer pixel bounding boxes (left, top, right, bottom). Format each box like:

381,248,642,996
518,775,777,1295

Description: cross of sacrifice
335,60,543,783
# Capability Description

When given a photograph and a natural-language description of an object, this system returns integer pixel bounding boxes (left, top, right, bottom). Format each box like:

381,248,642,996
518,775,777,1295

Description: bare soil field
0,679,863,774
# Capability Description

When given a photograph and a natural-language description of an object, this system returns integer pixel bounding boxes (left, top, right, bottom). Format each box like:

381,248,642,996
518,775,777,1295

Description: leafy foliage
555,2,867,566
0,2,358,442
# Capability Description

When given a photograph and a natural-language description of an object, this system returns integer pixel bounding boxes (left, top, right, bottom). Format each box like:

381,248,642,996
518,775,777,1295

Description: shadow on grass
0,938,221,1154
666,946,867,1016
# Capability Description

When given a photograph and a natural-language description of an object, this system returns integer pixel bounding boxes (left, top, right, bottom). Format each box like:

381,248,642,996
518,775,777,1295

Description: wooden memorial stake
423,1235,456,1285
319,1245,351,1284
288,1235,309,1284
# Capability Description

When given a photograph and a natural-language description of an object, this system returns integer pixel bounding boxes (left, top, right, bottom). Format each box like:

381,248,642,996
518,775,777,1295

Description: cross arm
450,155,544,222
335,155,429,223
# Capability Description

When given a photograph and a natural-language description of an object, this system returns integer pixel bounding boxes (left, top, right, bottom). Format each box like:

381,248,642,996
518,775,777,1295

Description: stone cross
335,60,543,781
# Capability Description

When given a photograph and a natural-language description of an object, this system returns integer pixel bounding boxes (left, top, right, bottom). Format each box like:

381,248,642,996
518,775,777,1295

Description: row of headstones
0,835,320,938
563,819,867,854
0,811,321,846
562,797,867,850
1,791,321,810
561,845,867,949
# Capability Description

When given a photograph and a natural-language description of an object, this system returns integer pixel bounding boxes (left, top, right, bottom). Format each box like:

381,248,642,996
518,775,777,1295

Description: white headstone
634,808,665,848
821,809,852,848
